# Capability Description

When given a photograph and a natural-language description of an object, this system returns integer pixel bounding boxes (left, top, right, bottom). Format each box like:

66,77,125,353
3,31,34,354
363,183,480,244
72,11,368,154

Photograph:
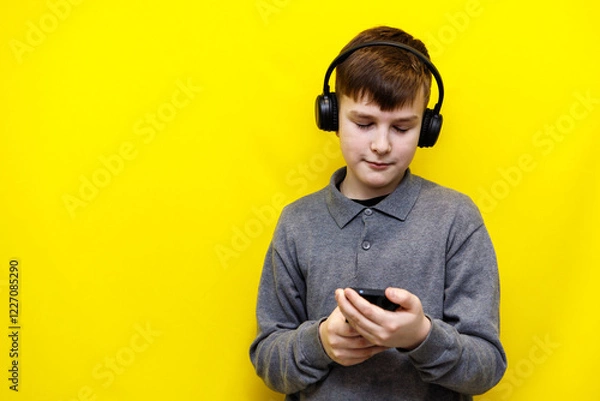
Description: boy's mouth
366,161,392,170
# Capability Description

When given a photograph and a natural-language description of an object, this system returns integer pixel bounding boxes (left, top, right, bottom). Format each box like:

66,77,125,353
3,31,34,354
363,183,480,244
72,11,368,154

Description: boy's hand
318,306,389,366
336,287,432,350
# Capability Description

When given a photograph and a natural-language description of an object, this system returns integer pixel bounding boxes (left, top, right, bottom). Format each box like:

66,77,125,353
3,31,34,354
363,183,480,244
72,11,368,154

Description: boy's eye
356,122,373,130
354,122,413,132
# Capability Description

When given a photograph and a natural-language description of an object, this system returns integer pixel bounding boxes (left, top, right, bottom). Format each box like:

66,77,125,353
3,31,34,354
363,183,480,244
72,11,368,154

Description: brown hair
335,26,432,111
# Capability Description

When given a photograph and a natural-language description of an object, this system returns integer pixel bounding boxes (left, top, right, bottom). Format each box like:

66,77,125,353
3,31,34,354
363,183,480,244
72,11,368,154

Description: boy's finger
385,287,413,309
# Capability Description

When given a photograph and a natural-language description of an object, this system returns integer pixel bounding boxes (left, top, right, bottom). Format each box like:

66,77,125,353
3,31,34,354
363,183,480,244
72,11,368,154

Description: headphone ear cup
315,93,338,131
419,109,443,148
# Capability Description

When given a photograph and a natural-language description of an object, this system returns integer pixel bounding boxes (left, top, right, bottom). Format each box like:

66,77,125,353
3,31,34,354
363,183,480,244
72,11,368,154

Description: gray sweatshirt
250,168,506,400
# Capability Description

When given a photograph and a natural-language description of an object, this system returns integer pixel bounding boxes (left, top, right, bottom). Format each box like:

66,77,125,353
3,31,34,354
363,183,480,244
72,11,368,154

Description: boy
250,26,506,400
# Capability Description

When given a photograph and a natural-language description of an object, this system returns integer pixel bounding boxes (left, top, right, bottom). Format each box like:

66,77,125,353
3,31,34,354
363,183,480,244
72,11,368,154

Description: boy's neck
350,194,389,207
337,179,390,206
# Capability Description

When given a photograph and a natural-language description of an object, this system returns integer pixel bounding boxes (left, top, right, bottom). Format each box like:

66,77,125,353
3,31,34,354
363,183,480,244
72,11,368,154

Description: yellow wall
1,0,598,400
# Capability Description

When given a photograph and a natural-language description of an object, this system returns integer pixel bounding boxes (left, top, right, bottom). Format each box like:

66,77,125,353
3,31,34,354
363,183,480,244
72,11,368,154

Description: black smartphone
351,288,399,311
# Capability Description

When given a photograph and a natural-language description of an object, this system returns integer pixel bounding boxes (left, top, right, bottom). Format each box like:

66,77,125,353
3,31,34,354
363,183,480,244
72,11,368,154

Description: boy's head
316,26,443,147
335,26,432,112
317,27,443,199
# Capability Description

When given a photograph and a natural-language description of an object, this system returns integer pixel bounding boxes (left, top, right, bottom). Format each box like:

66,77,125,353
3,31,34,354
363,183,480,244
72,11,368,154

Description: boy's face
337,91,425,199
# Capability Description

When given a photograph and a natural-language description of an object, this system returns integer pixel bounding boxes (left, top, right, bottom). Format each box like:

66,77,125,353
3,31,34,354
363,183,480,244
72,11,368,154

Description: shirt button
361,241,371,250
364,208,373,216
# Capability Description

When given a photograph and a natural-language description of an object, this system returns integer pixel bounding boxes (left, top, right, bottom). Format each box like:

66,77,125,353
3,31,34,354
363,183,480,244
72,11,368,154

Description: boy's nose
371,129,392,154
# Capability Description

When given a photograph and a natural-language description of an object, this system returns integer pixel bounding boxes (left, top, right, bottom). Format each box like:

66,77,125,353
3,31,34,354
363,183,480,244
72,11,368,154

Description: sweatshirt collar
326,167,422,228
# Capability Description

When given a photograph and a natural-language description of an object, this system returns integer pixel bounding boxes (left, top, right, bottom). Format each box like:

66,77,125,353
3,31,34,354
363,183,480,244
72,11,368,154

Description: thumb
385,288,416,310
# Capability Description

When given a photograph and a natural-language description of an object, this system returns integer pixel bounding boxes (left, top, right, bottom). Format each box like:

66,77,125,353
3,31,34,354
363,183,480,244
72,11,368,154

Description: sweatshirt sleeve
249,213,333,394
404,200,507,395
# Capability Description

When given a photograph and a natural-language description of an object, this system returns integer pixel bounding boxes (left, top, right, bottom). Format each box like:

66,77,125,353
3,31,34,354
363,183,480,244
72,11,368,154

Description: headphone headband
322,41,444,114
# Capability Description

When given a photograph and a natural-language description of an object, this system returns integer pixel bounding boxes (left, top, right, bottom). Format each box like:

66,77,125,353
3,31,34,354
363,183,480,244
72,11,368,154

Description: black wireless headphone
315,41,444,148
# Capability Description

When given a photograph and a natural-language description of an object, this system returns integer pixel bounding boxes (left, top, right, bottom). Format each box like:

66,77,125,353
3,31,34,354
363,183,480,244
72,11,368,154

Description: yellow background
1,0,598,400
